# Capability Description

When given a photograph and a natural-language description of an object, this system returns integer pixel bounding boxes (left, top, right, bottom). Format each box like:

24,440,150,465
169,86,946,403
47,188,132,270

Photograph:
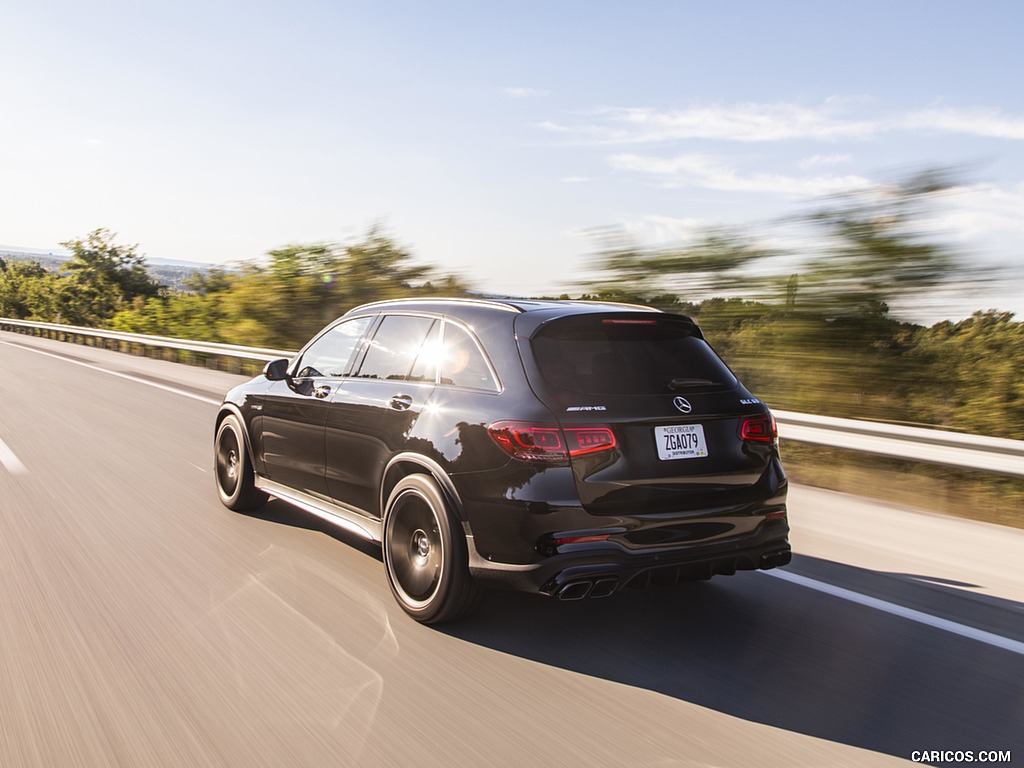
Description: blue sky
3,0,1023,322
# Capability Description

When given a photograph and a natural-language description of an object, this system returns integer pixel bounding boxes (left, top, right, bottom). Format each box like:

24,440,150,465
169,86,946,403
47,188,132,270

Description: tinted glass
531,317,736,395
440,322,498,391
357,315,437,381
408,320,441,383
295,316,372,378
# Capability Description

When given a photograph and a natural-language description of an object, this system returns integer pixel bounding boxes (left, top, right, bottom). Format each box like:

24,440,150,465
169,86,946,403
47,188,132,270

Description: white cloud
799,153,853,169
900,107,1024,141
567,215,713,241
619,215,709,245
934,182,1024,243
608,152,872,197
541,101,1024,145
544,102,879,144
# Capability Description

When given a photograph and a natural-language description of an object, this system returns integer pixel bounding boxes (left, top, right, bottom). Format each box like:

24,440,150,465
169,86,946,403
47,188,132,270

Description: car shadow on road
234,501,1024,761
442,554,1024,762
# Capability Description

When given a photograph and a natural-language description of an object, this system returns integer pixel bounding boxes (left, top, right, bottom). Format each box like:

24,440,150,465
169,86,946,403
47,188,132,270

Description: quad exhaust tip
558,582,591,600
557,577,619,601
760,550,793,569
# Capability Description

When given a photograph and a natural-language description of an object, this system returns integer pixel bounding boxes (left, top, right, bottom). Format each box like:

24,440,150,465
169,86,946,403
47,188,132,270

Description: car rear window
530,316,736,396
439,322,499,391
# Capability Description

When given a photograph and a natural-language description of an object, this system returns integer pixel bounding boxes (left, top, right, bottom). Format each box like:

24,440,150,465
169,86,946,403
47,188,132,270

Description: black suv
214,298,790,623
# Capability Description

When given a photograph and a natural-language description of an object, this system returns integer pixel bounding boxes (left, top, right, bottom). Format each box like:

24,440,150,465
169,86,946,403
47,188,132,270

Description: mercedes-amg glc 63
214,298,790,623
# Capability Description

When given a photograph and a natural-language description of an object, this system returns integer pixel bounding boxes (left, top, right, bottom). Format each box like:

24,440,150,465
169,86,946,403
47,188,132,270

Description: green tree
109,292,230,342
210,226,471,348
794,168,970,320
585,226,774,306
0,259,61,319
58,228,161,324
184,267,233,296
909,311,1024,438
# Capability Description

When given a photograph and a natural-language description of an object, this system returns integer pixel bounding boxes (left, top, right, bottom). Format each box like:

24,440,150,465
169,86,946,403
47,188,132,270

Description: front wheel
382,474,481,624
214,414,267,511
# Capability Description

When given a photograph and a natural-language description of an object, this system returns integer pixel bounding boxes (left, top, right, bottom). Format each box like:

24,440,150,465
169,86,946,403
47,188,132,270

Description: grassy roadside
781,442,1024,530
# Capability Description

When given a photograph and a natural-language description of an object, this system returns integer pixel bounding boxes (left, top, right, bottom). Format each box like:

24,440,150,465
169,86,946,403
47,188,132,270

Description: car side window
356,315,437,381
440,322,499,391
408,320,441,383
294,316,373,378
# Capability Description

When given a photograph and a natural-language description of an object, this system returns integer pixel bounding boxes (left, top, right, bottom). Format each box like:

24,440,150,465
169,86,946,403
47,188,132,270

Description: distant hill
0,249,64,272
0,248,220,291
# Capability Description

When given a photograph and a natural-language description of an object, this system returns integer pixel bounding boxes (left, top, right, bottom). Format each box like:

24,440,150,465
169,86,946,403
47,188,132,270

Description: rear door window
408,320,442,383
530,316,736,395
355,315,438,381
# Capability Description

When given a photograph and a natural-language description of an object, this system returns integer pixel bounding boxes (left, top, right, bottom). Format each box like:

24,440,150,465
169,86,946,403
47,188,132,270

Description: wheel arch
381,453,467,525
215,404,257,466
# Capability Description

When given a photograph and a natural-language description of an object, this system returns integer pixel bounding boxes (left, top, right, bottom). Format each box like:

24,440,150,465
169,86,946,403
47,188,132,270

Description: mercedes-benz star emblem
673,396,692,414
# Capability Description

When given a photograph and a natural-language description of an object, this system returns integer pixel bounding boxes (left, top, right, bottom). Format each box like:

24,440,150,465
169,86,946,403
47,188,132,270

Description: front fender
216,402,264,476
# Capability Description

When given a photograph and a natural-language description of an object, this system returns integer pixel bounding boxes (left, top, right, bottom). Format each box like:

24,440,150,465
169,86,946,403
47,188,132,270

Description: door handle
389,394,413,410
314,385,331,399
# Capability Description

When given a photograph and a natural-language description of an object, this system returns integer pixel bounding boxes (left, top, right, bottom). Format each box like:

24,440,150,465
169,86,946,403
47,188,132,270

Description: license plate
655,424,708,460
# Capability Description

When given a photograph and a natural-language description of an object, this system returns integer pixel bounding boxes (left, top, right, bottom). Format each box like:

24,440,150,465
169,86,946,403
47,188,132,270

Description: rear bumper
467,518,791,598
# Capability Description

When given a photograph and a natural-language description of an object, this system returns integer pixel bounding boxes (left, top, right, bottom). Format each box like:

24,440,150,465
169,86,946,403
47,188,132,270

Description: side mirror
263,358,291,381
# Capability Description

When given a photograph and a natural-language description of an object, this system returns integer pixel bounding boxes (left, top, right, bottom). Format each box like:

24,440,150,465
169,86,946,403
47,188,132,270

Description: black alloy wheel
215,414,267,511
383,474,481,624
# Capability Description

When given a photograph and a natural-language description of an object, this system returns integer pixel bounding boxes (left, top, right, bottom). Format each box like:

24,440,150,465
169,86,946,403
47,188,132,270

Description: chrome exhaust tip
589,578,618,598
557,581,593,601
760,550,792,569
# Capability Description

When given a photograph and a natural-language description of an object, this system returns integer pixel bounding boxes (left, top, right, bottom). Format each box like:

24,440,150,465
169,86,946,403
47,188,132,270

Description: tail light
566,426,617,456
488,421,616,463
740,412,778,443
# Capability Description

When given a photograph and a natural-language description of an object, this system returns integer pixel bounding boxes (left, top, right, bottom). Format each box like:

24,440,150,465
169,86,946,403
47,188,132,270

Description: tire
382,474,482,624
214,414,268,511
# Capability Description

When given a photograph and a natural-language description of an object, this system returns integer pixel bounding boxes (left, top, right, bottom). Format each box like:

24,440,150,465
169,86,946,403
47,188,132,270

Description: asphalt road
1,331,1022,768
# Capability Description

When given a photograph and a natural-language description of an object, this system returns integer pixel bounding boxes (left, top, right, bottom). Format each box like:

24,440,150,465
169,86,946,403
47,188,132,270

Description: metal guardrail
0,318,294,364
774,410,1024,477
3,317,1023,477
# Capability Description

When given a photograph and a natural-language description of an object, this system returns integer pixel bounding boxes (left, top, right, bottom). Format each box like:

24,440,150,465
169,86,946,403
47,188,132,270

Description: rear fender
382,453,467,527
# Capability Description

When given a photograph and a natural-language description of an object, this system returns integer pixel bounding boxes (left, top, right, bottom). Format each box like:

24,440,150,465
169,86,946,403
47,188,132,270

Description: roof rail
346,297,523,314
345,296,663,315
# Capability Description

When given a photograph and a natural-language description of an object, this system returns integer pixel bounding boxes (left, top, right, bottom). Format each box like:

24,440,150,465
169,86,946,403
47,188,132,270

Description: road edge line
763,568,1024,656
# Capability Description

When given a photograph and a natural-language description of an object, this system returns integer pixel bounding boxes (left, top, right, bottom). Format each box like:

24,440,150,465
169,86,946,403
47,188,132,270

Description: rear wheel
383,474,481,624
215,414,267,511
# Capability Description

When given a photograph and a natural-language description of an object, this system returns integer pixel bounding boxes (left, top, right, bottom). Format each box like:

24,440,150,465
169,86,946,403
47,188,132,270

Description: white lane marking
764,568,1024,657
0,436,28,474
0,340,220,405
